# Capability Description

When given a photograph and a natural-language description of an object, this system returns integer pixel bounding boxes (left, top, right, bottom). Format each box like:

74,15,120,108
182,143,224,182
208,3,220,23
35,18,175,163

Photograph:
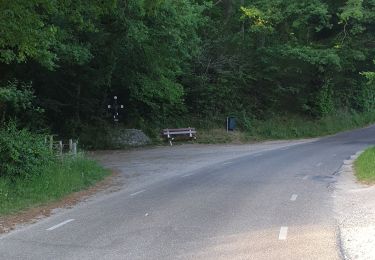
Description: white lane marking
303,175,309,180
47,219,75,231
316,162,322,167
280,147,289,151
290,194,298,201
253,153,263,157
279,226,288,240
333,154,337,157
130,190,146,197
223,162,232,165
181,173,193,178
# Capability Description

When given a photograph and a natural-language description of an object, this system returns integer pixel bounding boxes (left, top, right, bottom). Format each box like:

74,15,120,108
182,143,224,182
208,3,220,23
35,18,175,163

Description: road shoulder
334,151,375,259
0,170,119,235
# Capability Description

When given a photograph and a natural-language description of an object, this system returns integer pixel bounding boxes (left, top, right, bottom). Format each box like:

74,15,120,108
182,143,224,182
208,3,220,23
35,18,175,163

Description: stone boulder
110,128,151,148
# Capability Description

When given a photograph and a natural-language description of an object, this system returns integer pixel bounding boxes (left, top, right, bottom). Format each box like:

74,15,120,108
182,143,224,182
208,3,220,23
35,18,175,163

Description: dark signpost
107,96,124,123
226,116,236,132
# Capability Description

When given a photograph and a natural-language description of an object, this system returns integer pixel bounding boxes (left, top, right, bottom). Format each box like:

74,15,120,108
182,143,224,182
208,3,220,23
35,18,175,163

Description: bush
0,122,52,179
0,80,44,128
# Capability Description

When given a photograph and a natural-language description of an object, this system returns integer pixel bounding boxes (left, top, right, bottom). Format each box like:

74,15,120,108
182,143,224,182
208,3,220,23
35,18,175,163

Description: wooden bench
161,128,197,146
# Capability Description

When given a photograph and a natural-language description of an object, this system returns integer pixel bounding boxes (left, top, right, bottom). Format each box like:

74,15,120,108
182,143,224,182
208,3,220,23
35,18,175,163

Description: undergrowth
0,154,109,216
78,110,375,147
195,110,375,144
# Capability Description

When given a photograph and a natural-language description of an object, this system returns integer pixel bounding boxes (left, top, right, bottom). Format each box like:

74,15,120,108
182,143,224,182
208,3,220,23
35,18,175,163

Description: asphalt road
1,126,375,260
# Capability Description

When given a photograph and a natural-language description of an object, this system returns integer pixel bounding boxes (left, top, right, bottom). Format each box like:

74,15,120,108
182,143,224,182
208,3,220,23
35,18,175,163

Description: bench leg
169,140,173,146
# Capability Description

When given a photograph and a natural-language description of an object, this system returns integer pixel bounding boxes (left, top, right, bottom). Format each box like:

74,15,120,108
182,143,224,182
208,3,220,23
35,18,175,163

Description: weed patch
193,111,375,144
355,147,375,183
0,155,109,216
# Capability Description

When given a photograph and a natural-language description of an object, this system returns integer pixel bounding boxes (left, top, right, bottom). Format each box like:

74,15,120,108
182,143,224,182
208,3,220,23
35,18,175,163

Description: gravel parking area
91,140,313,192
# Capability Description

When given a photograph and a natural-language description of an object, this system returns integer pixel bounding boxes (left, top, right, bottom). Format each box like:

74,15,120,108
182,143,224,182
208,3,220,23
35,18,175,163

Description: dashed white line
253,153,263,157
290,194,298,201
130,190,146,197
279,226,288,240
46,219,75,231
303,175,309,180
316,162,322,167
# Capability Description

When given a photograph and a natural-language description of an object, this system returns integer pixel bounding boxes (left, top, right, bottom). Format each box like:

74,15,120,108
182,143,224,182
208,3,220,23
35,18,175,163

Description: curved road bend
1,126,375,259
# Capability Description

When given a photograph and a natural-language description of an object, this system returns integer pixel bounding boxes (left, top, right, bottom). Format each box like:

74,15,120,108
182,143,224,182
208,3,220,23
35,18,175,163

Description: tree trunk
241,0,245,40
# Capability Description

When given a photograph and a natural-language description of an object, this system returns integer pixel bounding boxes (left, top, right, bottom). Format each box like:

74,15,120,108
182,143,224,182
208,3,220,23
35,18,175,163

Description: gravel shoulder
334,152,375,260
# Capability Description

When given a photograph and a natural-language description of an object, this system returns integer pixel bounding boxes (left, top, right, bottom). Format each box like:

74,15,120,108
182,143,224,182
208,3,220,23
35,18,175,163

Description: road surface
1,126,375,259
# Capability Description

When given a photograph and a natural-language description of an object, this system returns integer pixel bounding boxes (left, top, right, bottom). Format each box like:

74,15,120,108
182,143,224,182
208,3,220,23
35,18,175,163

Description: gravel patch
110,128,151,147
334,151,375,260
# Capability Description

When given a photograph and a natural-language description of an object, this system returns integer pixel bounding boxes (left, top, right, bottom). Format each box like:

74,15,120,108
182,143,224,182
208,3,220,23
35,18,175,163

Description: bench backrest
161,128,196,138
162,128,195,132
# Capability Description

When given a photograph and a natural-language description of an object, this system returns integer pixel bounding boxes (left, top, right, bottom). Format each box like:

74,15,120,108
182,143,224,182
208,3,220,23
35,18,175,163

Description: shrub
0,122,53,179
0,80,44,128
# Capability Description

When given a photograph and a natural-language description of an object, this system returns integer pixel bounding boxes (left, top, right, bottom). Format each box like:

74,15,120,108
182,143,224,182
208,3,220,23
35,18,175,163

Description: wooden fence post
58,141,63,156
49,135,54,152
72,142,77,156
69,139,73,153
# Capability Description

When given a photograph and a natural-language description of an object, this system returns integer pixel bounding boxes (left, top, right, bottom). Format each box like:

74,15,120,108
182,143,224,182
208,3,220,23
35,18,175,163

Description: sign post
107,96,124,124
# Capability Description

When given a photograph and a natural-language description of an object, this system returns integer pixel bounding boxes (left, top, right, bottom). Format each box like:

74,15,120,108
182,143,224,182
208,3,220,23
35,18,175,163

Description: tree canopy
0,0,374,135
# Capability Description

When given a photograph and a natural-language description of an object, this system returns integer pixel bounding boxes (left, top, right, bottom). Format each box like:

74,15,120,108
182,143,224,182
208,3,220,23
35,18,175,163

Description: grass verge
0,154,109,216
249,111,375,140
195,110,375,144
80,110,375,147
354,147,375,184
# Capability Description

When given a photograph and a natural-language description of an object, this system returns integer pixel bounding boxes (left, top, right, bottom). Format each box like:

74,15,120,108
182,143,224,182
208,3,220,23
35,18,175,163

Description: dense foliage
0,0,374,136
0,122,52,179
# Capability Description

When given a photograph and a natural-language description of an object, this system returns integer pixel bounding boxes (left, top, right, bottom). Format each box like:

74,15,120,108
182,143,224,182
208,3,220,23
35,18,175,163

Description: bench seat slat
162,131,196,135
162,128,195,132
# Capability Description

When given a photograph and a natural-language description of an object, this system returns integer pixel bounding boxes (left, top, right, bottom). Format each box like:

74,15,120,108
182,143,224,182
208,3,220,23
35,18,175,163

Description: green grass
192,110,375,144
355,147,375,183
0,154,109,216
78,110,375,147
249,111,375,140
196,129,248,144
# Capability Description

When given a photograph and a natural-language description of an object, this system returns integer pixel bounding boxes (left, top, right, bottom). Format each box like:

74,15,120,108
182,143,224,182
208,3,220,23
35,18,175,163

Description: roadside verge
334,151,375,260
0,159,118,235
